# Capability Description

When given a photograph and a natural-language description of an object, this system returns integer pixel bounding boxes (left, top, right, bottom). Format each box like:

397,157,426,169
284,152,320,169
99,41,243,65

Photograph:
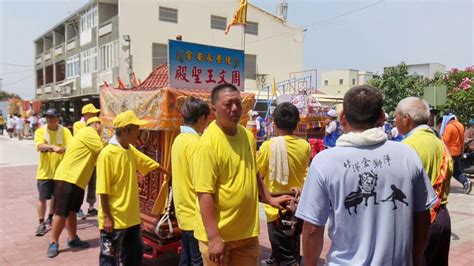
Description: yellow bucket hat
82,103,101,114
113,110,148,128
86,116,101,126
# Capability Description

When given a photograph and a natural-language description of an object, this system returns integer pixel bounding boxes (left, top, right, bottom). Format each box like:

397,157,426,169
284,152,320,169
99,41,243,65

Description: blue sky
1,0,472,99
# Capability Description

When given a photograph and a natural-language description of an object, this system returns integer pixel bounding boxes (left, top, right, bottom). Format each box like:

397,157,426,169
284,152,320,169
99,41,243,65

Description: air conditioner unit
63,87,72,95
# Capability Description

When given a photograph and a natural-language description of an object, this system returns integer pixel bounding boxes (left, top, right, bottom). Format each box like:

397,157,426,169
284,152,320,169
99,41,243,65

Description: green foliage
432,67,474,123
369,63,473,123
0,91,21,101
368,62,429,114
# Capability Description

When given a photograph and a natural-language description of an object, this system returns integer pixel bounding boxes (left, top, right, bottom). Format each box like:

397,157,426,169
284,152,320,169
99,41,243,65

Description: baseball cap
327,109,337,118
252,111,259,116
45,108,60,117
469,118,474,125
86,116,101,126
82,103,100,114
113,110,148,128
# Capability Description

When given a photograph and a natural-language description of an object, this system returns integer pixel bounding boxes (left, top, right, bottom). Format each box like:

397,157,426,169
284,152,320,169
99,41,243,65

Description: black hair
211,84,239,104
343,85,383,130
273,102,300,131
181,96,210,125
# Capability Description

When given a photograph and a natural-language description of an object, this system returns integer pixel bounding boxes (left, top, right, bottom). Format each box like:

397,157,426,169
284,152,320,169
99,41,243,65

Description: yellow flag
225,0,248,34
272,77,277,96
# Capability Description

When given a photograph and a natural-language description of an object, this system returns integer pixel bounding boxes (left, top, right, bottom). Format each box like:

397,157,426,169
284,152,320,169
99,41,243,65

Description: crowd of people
0,112,44,140
22,83,472,265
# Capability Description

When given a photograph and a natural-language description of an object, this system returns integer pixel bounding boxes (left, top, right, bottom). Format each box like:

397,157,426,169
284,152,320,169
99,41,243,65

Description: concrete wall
406,63,446,79
118,0,304,94
321,70,358,96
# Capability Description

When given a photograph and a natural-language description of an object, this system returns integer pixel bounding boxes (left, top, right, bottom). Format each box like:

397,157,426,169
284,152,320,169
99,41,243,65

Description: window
159,6,178,23
339,79,343,85
245,21,258,35
100,41,119,71
66,55,80,79
80,7,98,32
324,80,328,86
211,15,227,30
152,43,168,69
245,54,257,80
81,47,97,75
352,78,356,85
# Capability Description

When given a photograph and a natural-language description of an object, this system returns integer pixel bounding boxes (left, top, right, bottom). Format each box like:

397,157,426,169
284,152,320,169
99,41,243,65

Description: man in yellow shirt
96,110,168,266
34,108,73,237
257,102,311,265
395,97,454,266
46,117,103,258
193,84,292,266
73,103,101,219
172,96,210,265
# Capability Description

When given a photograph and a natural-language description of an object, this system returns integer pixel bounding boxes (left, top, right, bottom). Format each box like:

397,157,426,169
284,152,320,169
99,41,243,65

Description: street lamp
122,35,133,86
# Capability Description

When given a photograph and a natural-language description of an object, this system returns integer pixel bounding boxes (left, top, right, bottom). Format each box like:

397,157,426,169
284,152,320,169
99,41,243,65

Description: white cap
252,111,259,116
327,109,337,118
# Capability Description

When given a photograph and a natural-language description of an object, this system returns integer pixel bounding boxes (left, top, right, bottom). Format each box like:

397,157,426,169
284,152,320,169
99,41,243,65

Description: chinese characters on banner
168,40,245,91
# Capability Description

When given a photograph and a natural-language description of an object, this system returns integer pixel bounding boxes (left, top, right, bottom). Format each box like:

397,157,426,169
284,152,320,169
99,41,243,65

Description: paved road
0,134,472,265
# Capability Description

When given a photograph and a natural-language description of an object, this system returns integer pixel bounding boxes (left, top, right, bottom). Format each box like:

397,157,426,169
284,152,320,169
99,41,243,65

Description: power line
2,73,35,87
247,0,385,44
0,61,34,68
1,69,35,75
306,0,385,28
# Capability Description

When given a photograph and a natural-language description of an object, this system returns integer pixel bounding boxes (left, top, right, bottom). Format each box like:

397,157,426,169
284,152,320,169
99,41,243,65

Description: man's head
327,109,338,120
113,110,148,146
341,85,384,131
251,111,259,120
273,102,300,134
211,84,242,129
81,103,100,120
181,96,210,134
44,108,60,130
469,119,474,129
86,117,102,134
394,97,430,135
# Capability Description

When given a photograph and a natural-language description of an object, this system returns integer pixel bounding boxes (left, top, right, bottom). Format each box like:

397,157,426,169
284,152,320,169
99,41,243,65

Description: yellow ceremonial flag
272,77,277,96
225,0,248,34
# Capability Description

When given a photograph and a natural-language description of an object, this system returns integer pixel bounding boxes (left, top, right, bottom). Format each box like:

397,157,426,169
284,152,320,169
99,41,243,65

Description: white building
320,69,374,96
405,63,446,79
34,0,304,115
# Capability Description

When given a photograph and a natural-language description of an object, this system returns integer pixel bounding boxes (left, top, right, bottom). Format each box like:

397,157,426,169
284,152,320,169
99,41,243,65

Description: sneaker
67,236,90,249
464,179,472,195
47,242,59,258
87,208,98,216
35,223,47,236
261,257,275,265
77,209,86,220
45,217,52,228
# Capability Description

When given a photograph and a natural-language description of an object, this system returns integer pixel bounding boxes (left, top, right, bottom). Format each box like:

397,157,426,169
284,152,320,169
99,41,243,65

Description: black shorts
53,180,85,217
37,180,55,200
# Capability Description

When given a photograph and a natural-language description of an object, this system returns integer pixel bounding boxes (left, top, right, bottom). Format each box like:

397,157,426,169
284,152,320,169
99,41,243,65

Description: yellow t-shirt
403,127,453,205
193,121,259,242
257,136,311,222
96,142,160,229
54,127,103,189
73,121,86,136
35,126,73,180
171,131,200,231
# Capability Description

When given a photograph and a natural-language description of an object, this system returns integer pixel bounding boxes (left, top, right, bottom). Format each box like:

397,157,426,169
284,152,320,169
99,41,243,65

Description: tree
431,67,473,123
0,90,20,101
368,62,430,114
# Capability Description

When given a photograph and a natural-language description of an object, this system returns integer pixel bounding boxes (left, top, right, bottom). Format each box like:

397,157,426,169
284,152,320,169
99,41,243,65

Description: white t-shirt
296,140,437,266
326,120,337,134
14,117,24,129
7,118,15,129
